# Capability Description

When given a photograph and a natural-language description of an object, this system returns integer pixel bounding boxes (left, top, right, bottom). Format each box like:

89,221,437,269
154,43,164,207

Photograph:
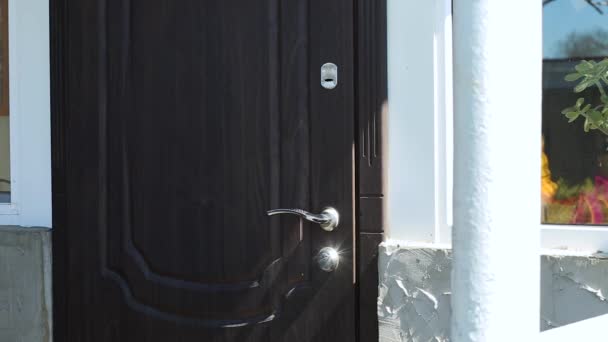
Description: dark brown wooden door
51,0,355,341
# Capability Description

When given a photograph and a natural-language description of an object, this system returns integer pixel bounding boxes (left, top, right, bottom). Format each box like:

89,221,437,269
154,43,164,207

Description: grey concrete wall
0,227,52,342
378,242,608,342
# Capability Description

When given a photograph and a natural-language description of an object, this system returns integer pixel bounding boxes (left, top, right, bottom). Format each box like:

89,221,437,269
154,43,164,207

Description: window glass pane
543,0,608,224
0,0,9,203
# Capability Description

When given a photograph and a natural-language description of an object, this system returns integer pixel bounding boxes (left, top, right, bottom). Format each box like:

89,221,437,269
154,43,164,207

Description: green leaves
564,111,579,123
575,81,592,93
575,60,595,73
565,59,608,94
577,97,585,107
562,59,608,136
565,73,583,82
561,98,585,123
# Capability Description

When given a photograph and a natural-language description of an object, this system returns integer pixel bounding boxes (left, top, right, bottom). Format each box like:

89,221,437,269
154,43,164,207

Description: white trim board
1,0,51,227
386,0,453,244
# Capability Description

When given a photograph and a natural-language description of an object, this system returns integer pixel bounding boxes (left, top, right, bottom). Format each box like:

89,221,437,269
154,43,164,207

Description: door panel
121,0,282,282
53,0,354,341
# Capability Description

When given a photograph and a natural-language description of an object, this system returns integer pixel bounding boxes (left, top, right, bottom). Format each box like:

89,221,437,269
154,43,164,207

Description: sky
543,0,608,58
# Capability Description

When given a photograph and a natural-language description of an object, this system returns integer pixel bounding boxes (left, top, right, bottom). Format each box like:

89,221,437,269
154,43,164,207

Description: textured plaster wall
378,244,452,342
378,243,608,342
0,227,52,342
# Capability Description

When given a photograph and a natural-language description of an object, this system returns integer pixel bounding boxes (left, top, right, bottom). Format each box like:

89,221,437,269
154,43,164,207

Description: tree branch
544,0,607,14
586,0,604,14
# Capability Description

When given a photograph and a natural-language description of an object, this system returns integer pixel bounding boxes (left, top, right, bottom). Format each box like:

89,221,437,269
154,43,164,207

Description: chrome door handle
267,207,339,231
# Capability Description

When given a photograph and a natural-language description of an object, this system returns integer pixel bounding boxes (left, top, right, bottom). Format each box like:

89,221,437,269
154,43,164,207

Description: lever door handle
267,207,339,231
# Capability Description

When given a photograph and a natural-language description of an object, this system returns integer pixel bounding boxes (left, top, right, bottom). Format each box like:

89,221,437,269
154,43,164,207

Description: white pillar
451,1,541,341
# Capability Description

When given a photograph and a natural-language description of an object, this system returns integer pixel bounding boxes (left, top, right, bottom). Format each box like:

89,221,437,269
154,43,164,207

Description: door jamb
354,0,387,341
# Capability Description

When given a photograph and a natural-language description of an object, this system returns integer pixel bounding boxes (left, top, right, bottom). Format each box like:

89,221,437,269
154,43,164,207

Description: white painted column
451,1,542,341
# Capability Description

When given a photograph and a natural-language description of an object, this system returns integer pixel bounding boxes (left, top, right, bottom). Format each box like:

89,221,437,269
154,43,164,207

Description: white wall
387,0,452,243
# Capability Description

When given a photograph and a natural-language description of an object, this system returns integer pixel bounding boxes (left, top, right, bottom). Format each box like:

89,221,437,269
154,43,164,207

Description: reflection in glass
543,0,608,224
0,0,9,203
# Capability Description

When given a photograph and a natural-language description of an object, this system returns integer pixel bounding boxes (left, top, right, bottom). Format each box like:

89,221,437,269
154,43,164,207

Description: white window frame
0,0,51,227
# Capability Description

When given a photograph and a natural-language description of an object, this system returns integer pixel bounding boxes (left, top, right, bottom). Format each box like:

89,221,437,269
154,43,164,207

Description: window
540,0,608,251
542,0,608,225
0,0,51,227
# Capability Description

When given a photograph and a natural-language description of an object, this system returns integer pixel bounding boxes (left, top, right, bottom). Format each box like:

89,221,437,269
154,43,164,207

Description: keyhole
320,63,338,89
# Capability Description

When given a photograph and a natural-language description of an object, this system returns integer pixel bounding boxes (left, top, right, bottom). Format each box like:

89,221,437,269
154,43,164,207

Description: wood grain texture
354,0,387,341
50,0,68,339
356,0,387,198
358,233,383,342
52,0,356,341
359,197,384,234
